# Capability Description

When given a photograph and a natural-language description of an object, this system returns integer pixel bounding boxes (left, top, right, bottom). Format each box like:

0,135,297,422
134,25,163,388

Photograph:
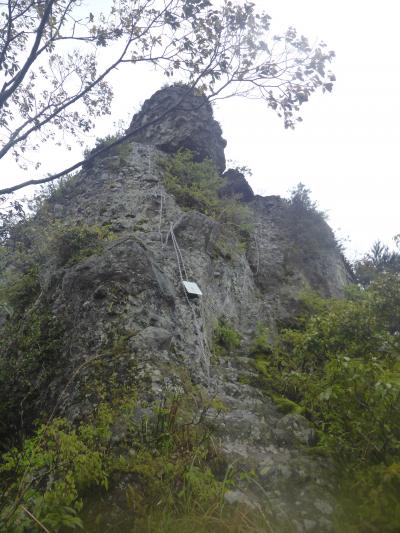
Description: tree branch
0,0,55,107
0,0,178,161
0,76,211,195
0,0,14,70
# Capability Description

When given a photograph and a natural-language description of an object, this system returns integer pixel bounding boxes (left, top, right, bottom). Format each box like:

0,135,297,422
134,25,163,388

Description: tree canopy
0,0,335,195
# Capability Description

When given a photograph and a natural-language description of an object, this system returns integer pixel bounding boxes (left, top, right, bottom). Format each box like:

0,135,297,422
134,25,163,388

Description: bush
0,265,40,318
213,320,241,356
252,275,400,530
83,131,130,163
250,324,271,355
284,183,338,257
46,222,113,267
0,302,65,446
0,393,235,532
161,150,225,216
354,239,400,287
161,151,252,257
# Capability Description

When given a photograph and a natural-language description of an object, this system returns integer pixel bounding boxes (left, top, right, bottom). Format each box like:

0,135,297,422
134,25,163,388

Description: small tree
0,0,335,195
354,239,400,287
288,183,320,213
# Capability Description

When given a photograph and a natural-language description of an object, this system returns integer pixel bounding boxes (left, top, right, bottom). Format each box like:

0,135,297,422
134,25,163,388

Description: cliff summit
127,84,227,172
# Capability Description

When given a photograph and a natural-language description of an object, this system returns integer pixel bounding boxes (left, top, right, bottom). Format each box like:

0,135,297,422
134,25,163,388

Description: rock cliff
127,84,227,172
0,86,351,531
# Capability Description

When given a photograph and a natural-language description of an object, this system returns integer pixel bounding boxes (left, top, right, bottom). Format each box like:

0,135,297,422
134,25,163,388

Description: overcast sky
2,0,399,259
217,0,400,259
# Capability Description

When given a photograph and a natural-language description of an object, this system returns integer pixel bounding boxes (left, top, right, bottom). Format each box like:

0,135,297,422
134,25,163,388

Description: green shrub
0,303,65,445
271,395,305,415
252,274,400,530
83,131,130,162
47,222,112,266
213,320,241,357
354,239,400,287
284,183,338,257
0,393,239,532
0,258,68,445
161,150,225,216
250,324,271,355
160,151,253,257
0,403,113,531
0,265,40,318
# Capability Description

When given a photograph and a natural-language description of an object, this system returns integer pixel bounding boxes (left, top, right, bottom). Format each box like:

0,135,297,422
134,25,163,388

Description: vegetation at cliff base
354,237,400,287
253,271,400,531
0,392,273,532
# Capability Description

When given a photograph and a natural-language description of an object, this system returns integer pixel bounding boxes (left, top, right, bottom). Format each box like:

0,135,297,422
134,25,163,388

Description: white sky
2,0,399,259
217,0,400,259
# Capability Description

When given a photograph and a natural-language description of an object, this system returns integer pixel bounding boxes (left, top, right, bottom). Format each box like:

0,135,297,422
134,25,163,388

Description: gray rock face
246,195,350,313
219,168,254,202
3,100,351,530
13,139,348,531
127,85,227,172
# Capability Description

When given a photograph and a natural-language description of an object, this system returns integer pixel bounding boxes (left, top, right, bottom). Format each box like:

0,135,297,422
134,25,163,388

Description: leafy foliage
0,197,27,247
0,217,113,445
45,222,113,267
2,181,113,269
0,391,273,532
284,183,337,256
1,0,335,195
253,275,400,530
161,150,253,257
0,265,40,318
0,268,65,446
162,150,225,216
83,130,132,165
250,324,271,355
213,319,242,357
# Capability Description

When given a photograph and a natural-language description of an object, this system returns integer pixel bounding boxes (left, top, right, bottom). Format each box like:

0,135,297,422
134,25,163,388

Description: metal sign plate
182,281,202,296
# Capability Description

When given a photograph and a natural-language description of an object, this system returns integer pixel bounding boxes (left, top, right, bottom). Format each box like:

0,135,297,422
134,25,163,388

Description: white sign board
182,281,202,296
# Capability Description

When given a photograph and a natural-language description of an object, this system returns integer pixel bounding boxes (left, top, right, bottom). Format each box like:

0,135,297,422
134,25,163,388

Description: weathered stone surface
246,195,351,310
219,168,254,202
127,84,227,172
1,93,352,530
224,490,257,509
13,138,347,530
274,413,318,446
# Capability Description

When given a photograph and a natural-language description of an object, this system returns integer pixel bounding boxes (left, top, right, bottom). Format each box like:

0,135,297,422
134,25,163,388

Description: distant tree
288,182,321,213
354,239,400,287
0,0,335,195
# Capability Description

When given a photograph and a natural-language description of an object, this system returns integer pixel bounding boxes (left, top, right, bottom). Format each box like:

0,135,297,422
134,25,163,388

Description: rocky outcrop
247,195,349,305
7,137,349,530
219,168,255,202
127,84,227,172
1,89,352,532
